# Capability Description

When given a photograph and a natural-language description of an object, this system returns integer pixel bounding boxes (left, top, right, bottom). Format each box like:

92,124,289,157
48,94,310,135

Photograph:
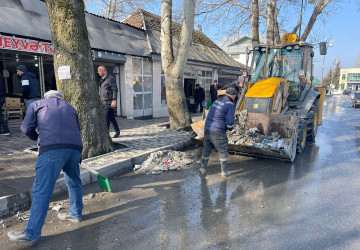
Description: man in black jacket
210,80,218,104
98,66,120,138
194,84,205,113
0,72,10,135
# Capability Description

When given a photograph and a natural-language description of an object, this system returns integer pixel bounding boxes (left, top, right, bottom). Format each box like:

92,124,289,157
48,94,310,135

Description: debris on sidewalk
134,150,199,174
227,110,290,150
51,205,62,211
16,212,29,221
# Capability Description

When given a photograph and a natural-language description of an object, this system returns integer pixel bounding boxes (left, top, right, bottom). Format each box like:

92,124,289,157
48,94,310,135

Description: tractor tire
307,99,320,143
297,119,307,153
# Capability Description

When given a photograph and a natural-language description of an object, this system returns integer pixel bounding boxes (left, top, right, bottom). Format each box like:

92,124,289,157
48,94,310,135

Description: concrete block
90,159,133,183
0,192,31,218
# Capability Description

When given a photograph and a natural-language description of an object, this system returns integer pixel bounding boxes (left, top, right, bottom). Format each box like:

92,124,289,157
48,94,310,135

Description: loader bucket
191,113,299,162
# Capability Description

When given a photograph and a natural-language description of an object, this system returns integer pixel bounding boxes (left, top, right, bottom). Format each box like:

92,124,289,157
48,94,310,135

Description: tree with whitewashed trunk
160,0,195,130
46,0,114,158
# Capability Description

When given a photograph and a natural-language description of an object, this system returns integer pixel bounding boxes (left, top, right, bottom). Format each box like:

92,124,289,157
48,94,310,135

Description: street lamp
321,38,334,83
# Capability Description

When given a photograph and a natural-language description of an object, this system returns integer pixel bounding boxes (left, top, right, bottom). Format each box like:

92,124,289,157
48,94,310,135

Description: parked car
332,89,343,95
342,90,352,95
352,92,360,108
350,91,360,100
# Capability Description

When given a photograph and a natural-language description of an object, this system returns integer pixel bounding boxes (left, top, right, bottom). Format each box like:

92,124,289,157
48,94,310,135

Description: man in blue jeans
199,88,237,177
7,90,83,245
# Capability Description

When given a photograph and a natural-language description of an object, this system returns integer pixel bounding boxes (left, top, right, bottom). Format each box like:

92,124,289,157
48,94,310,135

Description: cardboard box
191,120,205,139
5,97,21,107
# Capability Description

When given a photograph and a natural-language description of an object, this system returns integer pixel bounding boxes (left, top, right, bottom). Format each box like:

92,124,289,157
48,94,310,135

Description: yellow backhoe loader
191,34,326,162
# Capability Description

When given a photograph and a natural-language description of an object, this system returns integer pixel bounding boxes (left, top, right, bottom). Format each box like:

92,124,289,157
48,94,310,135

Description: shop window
143,59,152,75
132,58,142,74
184,69,197,77
198,72,212,102
133,76,142,92
133,93,143,110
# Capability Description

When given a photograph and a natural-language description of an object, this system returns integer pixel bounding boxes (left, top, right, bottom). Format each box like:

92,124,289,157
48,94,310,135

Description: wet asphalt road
1,95,360,250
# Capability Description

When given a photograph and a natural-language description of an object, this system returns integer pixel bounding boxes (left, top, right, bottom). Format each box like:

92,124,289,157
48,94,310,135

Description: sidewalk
0,114,202,218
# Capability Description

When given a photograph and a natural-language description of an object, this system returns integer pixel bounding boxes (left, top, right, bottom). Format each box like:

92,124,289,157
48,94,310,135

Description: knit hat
16,65,27,73
44,90,63,99
226,87,238,96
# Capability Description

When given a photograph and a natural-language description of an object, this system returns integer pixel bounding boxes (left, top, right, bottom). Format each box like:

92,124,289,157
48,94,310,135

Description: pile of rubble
134,150,199,175
228,109,290,150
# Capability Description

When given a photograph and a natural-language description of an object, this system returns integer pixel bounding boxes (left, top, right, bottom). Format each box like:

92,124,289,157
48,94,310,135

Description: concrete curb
0,140,194,218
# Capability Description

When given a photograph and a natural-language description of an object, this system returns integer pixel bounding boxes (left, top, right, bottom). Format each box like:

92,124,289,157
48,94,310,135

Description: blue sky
310,0,360,78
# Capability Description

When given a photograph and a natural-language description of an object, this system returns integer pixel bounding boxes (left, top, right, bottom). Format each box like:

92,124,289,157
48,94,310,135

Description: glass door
132,57,153,117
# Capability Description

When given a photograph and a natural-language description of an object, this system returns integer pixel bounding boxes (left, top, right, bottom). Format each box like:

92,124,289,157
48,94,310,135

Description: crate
5,97,21,108
2,106,26,120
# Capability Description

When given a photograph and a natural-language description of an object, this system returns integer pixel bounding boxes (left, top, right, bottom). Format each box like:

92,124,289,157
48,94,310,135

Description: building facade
339,68,360,91
0,0,244,118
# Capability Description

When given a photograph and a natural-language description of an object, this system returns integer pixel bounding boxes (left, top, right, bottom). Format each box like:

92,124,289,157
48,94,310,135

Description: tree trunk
161,0,194,130
46,0,113,158
300,0,330,42
105,0,113,19
165,73,192,130
266,0,276,45
292,19,301,35
274,19,281,44
251,0,260,46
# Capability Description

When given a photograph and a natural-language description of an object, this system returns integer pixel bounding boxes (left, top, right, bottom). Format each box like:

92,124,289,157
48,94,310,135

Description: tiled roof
123,9,244,69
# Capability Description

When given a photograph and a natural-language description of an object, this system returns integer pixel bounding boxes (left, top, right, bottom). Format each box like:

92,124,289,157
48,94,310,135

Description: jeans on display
202,129,229,161
0,97,10,133
25,98,40,108
24,149,83,241
104,105,120,133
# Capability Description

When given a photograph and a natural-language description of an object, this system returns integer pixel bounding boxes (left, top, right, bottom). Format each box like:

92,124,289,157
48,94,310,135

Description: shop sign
0,35,53,54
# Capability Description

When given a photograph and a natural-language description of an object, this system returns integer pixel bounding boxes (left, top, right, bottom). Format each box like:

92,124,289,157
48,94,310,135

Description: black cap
195,84,200,87
16,65,27,73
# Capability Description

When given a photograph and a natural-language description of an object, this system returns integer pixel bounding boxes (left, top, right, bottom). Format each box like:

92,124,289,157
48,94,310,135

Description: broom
81,164,112,192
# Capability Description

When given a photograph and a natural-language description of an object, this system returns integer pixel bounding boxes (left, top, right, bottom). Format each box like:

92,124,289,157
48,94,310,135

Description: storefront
0,35,54,97
0,34,126,115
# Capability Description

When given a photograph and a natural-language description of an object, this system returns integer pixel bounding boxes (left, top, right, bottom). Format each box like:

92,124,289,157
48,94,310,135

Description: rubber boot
199,157,209,174
220,160,230,177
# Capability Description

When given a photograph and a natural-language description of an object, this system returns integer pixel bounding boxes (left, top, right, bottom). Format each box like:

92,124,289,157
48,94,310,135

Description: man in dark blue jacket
16,65,41,107
200,88,237,177
0,72,10,135
8,90,83,245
